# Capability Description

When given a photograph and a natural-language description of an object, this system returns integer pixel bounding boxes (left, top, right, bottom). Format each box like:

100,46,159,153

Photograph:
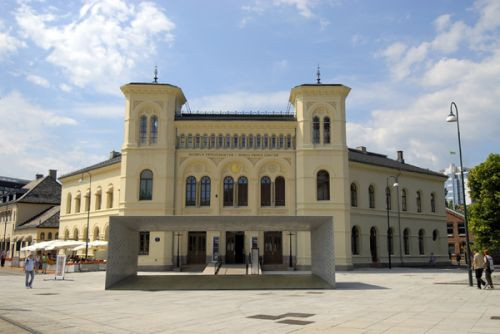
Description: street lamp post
387,176,402,268
446,101,473,287
287,232,295,268
385,178,392,269
176,233,182,269
2,203,8,253
79,172,92,260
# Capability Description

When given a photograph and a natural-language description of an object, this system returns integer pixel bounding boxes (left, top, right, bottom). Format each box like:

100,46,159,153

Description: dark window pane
186,176,196,206
275,176,285,206
261,176,271,206
238,177,248,206
317,170,330,200
200,176,210,206
313,116,320,144
323,117,330,144
223,177,234,206
139,170,153,200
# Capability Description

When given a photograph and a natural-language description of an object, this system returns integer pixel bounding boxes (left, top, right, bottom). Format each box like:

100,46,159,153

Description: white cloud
350,0,500,170
0,91,86,178
59,83,72,92
73,104,124,119
15,0,175,94
273,0,315,18
0,20,26,60
189,91,290,112
26,74,50,87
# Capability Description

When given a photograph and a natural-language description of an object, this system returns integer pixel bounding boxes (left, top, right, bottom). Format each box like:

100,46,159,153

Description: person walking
484,250,495,289
24,253,35,289
0,250,5,267
456,253,461,267
472,250,486,289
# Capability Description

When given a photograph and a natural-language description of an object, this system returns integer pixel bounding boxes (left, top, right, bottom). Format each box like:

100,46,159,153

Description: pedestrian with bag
24,253,35,289
483,250,495,289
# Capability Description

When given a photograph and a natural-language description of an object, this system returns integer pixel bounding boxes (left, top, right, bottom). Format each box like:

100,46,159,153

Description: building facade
0,170,60,262
443,163,471,207
58,81,448,270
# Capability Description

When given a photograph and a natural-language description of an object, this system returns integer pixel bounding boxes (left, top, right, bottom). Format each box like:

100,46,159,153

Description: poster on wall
55,255,66,280
212,236,220,261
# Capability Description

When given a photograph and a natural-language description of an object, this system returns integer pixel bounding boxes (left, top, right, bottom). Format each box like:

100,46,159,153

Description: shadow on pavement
335,282,388,290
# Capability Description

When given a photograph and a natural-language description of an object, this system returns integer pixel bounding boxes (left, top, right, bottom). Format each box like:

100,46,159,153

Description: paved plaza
0,268,499,333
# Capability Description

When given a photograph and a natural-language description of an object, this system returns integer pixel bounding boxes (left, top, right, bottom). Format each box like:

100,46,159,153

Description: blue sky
0,0,499,179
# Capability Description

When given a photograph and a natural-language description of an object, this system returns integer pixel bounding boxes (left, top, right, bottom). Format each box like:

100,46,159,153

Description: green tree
468,153,500,252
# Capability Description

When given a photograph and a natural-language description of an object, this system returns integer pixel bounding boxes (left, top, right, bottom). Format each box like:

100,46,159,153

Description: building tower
119,82,186,216
289,83,352,269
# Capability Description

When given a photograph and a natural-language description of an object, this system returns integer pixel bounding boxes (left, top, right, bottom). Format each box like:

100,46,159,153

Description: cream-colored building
58,81,447,270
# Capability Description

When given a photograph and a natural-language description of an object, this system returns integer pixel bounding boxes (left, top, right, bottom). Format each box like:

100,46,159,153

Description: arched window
200,176,211,206
278,134,284,148
351,183,358,207
404,228,410,255
74,228,79,241
241,135,246,148
75,194,81,213
418,229,425,255
263,135,269,149
104,225,109,241
323,117,330,144
430,193,436,212
179,134,185,148
48,232,52,240
66,193,72,214
84,190,90,212
202,134,208,148
275,176,285,206
225,134,231,148
187,134,193,148
217,134,223,148
271,135,276,148
150,115,158,144
256,135,261,148
232,134,238,148
185,176,196,206
194,134,200,148
64,229,69,240
248,135,254,148
40,232,45,241
238,177,248,206
432,229,438,241
93,226,100,241
386,186,391,210
351,226,360,255
416,191,422,212
388,228,394,255
369,185,375,208
95,189,102,211
370,227,377,262
55,232,58,240
139,115,147,144
402,189,407,211
286,134,292,149
312,116,320,144
317,170,330,201
210,134,216,148
139,170,153,200
106,188,114,208
260,176,271,206
223,177,234,206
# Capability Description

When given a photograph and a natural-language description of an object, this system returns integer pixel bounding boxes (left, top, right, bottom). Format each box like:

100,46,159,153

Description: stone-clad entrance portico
105,216,335,289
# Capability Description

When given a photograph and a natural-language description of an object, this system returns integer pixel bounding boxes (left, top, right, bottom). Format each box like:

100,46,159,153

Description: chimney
397,150,405,163
356,146,367,154
109,150,119,159
36,173,44,179
49,169,57,179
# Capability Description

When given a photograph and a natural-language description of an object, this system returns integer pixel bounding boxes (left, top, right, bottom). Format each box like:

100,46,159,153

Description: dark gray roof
17,205,60,230
348,148,446,178
59,153,122,179
1,176,60,206
128,82,183,90
175,112,295,121
293,84,344,88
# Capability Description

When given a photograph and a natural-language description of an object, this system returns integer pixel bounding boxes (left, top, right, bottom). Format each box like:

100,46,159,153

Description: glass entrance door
187,232,206,264
264,231,282,264
226,231,245,264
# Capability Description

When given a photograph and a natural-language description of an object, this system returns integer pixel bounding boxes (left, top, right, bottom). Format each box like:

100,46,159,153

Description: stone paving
0,267,499,333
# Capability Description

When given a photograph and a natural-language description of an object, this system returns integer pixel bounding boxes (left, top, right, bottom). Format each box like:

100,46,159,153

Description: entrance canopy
106,216,335,289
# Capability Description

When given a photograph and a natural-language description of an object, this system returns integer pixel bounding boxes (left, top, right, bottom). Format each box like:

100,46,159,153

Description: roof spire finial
153,65,158,83
316,64,321,84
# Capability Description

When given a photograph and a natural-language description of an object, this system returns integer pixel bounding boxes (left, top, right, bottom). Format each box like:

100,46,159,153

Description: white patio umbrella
20,240,56,252
72,240,108,251
45,240,85,250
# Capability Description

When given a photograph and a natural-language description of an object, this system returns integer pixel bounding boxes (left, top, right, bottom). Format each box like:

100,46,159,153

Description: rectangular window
139,231,150,255
447,223,453,236
458,223,466,236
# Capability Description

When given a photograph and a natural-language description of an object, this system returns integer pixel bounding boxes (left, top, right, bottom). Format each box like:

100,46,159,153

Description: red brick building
446,208,474,263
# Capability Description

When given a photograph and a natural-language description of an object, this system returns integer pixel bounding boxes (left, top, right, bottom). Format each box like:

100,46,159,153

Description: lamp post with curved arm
79,172,92,260
446,102,473,287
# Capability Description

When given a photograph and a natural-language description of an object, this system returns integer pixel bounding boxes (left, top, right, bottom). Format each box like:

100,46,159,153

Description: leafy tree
468,153,500,252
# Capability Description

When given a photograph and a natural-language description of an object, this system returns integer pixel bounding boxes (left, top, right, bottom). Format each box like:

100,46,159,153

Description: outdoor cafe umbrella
20,240,57,252
45,240,85,251
72,240,108,251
